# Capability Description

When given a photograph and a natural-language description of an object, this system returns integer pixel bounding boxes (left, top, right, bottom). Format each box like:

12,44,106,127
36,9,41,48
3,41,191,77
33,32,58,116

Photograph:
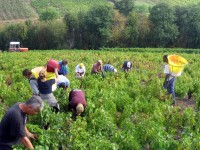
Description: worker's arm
25,126,38,140
54,68,59,82
20,136,34,149
163,74,170,87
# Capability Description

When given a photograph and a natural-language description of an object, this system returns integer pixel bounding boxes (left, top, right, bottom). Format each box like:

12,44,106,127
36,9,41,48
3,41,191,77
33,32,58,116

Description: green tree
83,4,115,49
175,4,200,48
121,12,139,47
114,0,135,16
39,7,59,22
64,11,79,49
108,10,126,47
149,3,179,47
3,23,28,48
137,13,151,47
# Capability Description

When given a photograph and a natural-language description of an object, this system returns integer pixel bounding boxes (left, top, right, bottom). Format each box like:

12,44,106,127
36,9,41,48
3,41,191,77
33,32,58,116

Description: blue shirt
58,61,68,76
38,78,55,94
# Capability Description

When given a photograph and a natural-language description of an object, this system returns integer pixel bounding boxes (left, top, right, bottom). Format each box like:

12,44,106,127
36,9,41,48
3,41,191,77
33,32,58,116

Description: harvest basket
168,55,188,76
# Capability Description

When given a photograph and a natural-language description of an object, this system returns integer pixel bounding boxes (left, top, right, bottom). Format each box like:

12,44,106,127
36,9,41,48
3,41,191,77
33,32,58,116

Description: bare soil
174,97,196,111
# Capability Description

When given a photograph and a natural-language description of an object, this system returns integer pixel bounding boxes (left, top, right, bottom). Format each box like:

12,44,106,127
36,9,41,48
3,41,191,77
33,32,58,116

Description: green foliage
149,3,179,47
83,4,115,49
114,0,135,16
0,50,199,149
39,7,59,21
175,4,200,48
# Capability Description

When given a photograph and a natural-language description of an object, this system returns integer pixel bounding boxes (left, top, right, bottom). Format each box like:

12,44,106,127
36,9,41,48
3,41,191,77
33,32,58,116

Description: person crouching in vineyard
0,95,43,150
91,60,103,75
163,55,176,105
122,60,133,72
68,89,86,117
23,67,44,96
103,64,117,74
58,59,69,76
57,75,70,90
37,69,60,113
75,63,86,78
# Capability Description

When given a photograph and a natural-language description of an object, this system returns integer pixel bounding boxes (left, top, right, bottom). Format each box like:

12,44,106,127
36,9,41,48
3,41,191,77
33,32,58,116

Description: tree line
0,1,200,50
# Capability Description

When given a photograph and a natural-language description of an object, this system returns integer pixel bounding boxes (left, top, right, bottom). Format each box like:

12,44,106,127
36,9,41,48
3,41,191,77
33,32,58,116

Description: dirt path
174,97,196,111
173,97,196,141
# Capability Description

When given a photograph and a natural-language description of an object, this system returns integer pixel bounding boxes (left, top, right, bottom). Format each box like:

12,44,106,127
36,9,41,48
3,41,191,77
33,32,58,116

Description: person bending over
0,95,43,150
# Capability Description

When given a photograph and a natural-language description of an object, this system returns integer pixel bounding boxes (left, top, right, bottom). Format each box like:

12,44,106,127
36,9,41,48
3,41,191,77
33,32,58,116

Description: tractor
8,42,28,52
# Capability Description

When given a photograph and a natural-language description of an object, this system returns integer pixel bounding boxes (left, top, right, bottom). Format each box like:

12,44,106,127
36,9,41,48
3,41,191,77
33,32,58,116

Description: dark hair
22,69,32,76
163,55,168,63
59,82,67,90
62,60,68,65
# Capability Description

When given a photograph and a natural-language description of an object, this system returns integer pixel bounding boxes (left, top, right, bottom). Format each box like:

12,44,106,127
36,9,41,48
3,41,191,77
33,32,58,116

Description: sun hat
79,63,84,67
76,103,84,115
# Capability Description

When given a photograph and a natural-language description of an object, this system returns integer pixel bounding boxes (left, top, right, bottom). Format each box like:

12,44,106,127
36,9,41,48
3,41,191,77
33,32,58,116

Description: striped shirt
103,64,115,72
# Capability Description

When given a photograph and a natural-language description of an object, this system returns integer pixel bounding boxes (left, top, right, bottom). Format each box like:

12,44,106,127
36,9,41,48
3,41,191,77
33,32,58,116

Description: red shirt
69,90,86,109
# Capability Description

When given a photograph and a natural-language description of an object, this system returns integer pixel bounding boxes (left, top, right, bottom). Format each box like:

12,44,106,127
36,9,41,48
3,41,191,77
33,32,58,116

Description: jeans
164,77,176,98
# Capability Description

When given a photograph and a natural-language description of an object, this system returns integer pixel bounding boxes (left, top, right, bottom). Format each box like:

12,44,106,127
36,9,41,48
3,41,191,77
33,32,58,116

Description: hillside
1,0,200,23
0,0,38,22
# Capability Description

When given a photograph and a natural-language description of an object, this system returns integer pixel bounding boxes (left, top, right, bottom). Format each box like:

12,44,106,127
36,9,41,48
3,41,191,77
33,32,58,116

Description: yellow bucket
167,55,188,76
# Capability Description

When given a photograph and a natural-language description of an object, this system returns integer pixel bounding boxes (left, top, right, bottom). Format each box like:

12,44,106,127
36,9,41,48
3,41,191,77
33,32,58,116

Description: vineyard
0,0,38,22
0,49,200,149
1,0,200,22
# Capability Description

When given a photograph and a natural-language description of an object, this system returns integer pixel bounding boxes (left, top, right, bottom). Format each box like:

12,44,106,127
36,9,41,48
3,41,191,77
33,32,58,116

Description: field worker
91,60,103,74
46,59,59,77
103,64,117,73
0,95,43,150
163,55,176,105
37,69,60,112
58,59,69,76
23,66,44,95
75,63,86,78
57,75,70,90
122,61,133,72
68,89,86,116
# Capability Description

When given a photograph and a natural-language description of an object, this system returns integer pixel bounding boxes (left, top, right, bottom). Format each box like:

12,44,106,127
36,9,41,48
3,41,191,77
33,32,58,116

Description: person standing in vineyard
122,61,133,72
91,60,103,74
163,55,176,105
37,69,60,113
68,89,86,116
0,95,43,150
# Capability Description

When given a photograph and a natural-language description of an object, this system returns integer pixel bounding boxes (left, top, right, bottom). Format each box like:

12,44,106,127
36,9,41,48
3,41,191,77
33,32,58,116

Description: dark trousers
164,77,176,98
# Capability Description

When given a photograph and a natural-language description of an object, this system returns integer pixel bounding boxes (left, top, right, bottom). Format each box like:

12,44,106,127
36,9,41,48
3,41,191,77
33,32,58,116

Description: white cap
114,69,117,73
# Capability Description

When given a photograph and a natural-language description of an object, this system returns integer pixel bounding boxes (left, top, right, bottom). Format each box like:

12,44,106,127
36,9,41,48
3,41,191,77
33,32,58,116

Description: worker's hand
163,81,168,89
27,133,38,140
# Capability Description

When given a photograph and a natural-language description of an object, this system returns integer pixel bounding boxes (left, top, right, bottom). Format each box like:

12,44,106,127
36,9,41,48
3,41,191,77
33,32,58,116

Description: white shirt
57,75,70,87
75,65,86,74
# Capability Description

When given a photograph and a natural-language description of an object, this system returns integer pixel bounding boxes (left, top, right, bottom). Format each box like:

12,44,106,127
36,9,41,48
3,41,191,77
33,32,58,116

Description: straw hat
76,103,84,115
